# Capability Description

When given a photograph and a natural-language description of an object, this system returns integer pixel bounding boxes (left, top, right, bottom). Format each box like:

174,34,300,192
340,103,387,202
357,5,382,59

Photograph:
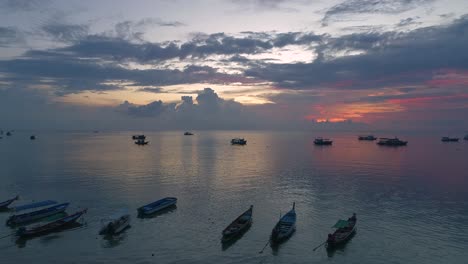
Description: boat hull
17,209,86,238
99,215,131,235
138,197,177,215
222,206,253,242
7,203,69,226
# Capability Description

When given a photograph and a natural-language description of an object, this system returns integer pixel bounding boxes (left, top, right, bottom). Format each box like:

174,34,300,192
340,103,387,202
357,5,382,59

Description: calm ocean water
0,131,467,263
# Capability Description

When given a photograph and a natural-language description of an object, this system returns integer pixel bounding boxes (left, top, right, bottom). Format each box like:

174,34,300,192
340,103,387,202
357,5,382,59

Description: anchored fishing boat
314,137,333,145
132,135,146,140
99,211,130,235
16,209,87,238
7,203,69,226
222,205,253,242
184,131,194,135
441,137,459,142
358,135,377,140
377,137,407,146
231,138,247,145
271,202,296,244
0,195,19,210
326,213,357,248
138,197,177,216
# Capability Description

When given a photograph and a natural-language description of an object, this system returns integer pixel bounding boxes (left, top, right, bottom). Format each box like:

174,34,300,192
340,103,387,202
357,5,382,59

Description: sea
0,131,467,263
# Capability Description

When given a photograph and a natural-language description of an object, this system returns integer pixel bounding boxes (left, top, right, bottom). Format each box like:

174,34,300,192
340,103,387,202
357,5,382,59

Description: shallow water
0,131,467,263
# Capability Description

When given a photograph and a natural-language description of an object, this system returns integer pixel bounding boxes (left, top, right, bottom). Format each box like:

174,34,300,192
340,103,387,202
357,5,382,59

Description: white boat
99,211,131,235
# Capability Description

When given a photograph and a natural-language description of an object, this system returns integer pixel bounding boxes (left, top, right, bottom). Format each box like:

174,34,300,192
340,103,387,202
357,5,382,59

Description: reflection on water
0,131,467,263
101,226,131,248
326,231,357,258
15,222,85,248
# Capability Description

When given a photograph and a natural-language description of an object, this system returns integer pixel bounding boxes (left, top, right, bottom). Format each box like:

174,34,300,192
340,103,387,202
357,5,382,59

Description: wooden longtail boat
326,213,357,248
16,209,87,238
7,203,69,226
222,205,253,242
271,202,296,244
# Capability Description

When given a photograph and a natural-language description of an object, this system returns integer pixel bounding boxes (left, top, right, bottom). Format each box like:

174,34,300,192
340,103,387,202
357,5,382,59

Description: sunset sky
1,0,467,131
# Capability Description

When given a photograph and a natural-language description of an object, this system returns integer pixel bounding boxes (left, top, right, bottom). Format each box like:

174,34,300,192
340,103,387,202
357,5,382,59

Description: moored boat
441,137,459,142
12,200,57,212
377,137,407,146
16,209,87,238
358,135,377,140
231,138,247,145
7,203,69,226
132,135,146,140
271,202,296,244
0,195,19,210
314,137,333,145
30,135,36,140
222,205,253,242
138,197,177,215
99,211,131,235
326,213,357,248
184,131,194,135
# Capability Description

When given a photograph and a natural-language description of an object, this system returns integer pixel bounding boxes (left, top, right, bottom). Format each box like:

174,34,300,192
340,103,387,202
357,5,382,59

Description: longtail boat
12,200,57,212
271,202,296,244
222,205,253,242
0,195,19,210
137,197,177,215
326,213,357,248
7,203,69,226
16,209,87,238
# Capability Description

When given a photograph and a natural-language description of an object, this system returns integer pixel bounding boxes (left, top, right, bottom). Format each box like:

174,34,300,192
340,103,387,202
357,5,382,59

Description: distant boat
358,135,377,141
377,137,407,146
132,135,146,140
6,131,11,136
137,197,177,216
271,202,296,244
441,137,459,142
326,213,357,248
184,131,194,136
222,205,253,242
231,138,247,145
16,209,87,238
135,139,149,145
7,203,69,226
30,135,36,140
314,137,333,145
99,211,131,235
0,195,19,210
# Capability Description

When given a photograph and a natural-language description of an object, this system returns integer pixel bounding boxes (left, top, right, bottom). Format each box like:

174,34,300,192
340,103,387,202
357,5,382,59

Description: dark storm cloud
322,0,435,26
245,15,468,90
136,87,163,93
0,26,24,47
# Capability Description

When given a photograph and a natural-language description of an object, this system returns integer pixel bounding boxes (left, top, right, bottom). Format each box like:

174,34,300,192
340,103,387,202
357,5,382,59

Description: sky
0,0,467,131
